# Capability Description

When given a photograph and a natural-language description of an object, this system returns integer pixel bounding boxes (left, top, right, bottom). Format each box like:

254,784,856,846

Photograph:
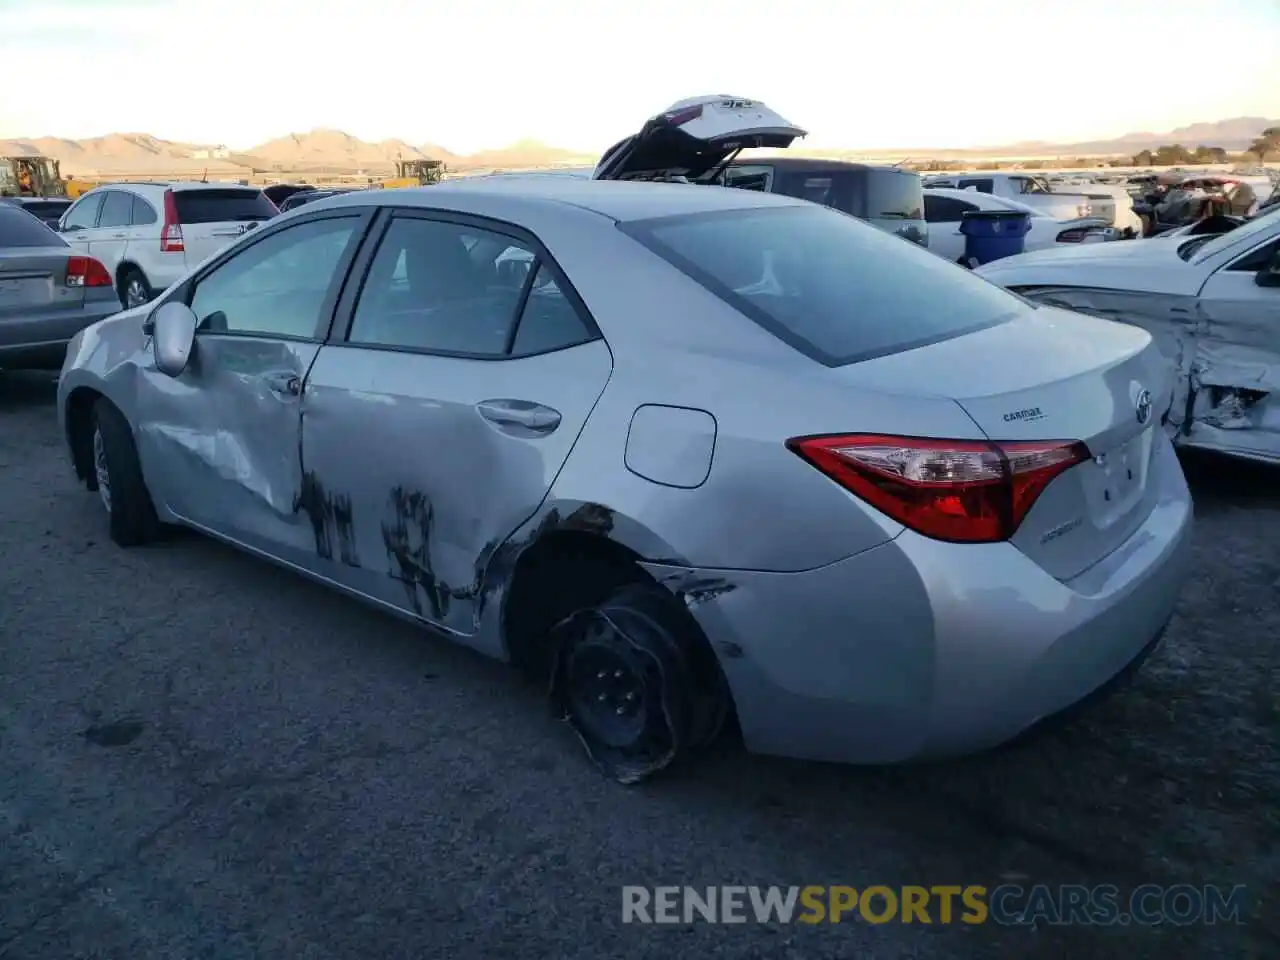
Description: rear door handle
110,233,126,239
263,372,301,397
476,399,561,434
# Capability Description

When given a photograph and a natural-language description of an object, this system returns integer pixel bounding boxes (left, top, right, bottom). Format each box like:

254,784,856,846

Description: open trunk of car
592,96,807,182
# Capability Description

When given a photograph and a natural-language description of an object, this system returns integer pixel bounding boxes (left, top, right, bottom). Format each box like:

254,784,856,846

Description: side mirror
1257,252,1280,289
150,302,198,377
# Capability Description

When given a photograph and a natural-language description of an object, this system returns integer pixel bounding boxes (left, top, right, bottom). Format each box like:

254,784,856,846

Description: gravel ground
1,371,1276,960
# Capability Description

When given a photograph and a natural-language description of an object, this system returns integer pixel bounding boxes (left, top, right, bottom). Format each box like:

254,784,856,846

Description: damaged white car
977,206,1280,462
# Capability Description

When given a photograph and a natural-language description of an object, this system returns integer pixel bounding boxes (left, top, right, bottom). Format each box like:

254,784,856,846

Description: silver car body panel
58,179,1194,762
978,208,1280,464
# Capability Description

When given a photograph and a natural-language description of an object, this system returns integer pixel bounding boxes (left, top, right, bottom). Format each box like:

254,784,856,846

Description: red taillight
65,255,112,289
160,188,184,252
787,434,1090,544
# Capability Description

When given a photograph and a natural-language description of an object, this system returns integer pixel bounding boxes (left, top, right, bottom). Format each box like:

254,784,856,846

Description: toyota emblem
1135,389,1153,425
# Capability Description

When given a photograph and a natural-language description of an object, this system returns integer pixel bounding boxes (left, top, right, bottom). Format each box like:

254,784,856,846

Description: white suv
56,182,278,308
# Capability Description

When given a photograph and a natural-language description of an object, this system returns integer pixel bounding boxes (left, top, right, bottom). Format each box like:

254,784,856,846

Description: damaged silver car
977,205,1280,463
58,178,1192,783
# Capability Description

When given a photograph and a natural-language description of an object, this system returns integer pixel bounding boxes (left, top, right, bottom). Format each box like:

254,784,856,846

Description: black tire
92,398,160,546
549,583,729,784
118,266,153,310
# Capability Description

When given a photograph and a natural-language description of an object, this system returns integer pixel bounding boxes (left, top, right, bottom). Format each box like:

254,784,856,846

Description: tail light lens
1056,227,1088,243
662,104,704,126
65,255,112,288
160,188,184,253
787,434,1090,543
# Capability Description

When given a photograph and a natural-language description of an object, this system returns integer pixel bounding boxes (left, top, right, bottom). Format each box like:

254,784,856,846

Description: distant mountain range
0,129,594,175
984,116,1279,157
2,117,1276,174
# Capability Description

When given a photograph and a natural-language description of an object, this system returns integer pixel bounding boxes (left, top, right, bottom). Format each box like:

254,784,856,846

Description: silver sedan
56,178,1193,783
1,204,121,370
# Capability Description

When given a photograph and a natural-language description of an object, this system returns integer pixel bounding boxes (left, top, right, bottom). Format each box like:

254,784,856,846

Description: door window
924,195,977,223
63,194,103,230
1226,235,1280,272
721,165,774,192
958,178,995,194
348,216,594,357
188,216,359,338
97,191,133,229
131,195,157,226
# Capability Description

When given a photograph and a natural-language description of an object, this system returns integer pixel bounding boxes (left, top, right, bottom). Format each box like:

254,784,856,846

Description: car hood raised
975,234,1202,296
592,95,806,181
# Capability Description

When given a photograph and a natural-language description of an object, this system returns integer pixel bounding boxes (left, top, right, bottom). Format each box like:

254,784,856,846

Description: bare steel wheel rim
124,278,148,308
92,427,111,512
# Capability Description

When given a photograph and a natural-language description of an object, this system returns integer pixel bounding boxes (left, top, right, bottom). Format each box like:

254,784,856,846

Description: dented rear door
297,210,613,642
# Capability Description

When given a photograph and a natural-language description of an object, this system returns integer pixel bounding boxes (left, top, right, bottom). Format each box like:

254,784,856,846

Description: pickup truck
922,172,1140,236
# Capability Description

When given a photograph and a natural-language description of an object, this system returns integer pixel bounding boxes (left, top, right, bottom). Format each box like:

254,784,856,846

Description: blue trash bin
959,210,1032,266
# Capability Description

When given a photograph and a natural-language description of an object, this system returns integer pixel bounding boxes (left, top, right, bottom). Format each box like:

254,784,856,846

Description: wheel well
114,261,143,288
65,386,102,486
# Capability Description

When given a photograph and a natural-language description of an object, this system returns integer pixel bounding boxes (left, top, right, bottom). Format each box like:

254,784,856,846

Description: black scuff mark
295,470,358,566
382,486,451,621
82,718,145,748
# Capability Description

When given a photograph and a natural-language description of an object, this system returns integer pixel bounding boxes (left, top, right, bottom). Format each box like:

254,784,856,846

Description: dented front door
135,211,369,561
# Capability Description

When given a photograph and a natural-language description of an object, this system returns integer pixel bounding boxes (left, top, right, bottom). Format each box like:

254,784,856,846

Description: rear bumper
0,302,120,369
645,433,1194,764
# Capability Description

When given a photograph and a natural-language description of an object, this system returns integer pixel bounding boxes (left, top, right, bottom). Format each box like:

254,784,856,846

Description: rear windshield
620,204,1019,367
772,167,923,221
0,206,67,247
173,189,277,224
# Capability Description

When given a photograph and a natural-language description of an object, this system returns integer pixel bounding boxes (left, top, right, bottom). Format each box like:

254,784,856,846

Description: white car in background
977,206,1280,463
56,182,278,309
923,187,1115,262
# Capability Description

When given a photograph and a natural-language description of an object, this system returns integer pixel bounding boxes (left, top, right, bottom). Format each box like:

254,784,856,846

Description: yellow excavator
381,158,445,189
0,155,69,198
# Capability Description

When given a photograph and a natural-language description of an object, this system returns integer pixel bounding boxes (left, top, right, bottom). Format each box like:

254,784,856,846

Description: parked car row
47,95,1203,786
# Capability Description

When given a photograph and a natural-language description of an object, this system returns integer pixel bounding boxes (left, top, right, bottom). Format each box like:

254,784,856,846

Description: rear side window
958,178,995,194
773,168,923,221
173,189,277,224
0,205,67,247
621,205,1019,367
862,170,924,219
131,195,157,225
97,191,133,229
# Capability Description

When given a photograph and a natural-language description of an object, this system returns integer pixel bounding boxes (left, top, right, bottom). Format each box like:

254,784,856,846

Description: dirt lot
1,371,1276,960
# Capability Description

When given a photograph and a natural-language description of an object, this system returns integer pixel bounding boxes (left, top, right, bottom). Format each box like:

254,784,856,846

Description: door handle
263,372,301,397
476,399,561,434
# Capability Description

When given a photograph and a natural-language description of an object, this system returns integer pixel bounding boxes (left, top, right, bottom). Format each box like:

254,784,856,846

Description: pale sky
1,0,1277,154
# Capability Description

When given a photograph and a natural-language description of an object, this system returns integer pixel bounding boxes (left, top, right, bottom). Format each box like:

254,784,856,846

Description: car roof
315,177,810,223
81,181,263,197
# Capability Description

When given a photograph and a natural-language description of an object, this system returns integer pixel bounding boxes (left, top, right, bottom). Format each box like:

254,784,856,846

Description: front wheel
92,399,160,546
550,583,729,784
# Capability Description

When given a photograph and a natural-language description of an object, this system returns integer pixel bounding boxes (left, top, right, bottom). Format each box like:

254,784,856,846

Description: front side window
622,204,1020,367
958,178,994,194
63,193,103,230
348,216,594,357
189,216,358,338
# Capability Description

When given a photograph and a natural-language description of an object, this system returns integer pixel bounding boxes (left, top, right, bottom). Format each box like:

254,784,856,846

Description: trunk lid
0,247,84,319
592,95,807,181
170,187,276,267
831,305,1174,580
